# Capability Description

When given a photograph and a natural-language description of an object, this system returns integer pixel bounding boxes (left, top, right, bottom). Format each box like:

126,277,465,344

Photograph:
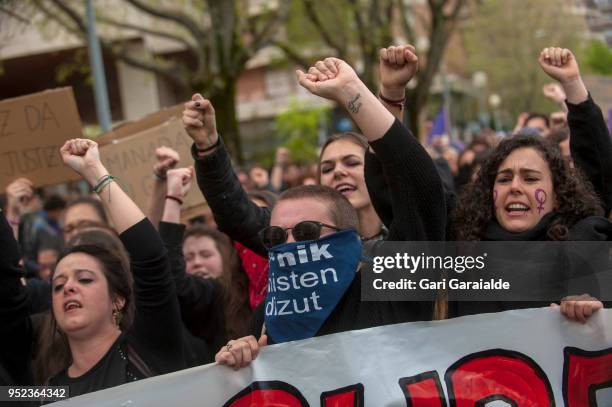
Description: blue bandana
264,229,361,344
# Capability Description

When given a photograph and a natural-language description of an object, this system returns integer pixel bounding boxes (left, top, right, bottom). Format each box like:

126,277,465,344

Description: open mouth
335,183,356,196
505,203,530,215
64,300,82,312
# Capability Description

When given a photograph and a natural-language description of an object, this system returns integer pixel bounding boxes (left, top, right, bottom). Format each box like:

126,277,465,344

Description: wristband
165,195,184,205
378,91,406,109
93,175,114,193
195,136,221,154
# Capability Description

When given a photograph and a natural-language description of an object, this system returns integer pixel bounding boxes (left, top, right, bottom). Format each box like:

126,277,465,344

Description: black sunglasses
259,221,342,249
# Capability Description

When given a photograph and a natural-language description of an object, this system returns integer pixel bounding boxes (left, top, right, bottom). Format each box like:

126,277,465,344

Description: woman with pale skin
2,139,184,395
452,48,612,324
159,167,251,359
203,53,446,368
181,45,425,255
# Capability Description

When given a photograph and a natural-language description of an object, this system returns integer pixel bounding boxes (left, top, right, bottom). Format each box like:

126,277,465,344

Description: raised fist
60,139,106,185
166,167,194,199
538,47,581,84
182,94,218,151
296,58,360,102
542,83,567,105
275,147,290,166
153,146,180,179
379,45,418,98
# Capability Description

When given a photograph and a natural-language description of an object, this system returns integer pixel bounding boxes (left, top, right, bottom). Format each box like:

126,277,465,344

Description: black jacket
193,119,446,342
568,94,612,215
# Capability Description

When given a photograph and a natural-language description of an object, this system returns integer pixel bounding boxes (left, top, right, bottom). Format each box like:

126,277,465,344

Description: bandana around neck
264,229,361,344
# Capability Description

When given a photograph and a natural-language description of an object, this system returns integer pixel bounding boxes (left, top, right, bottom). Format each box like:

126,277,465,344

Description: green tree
463,0,587,122
584,40,612,76
24,0,292,162
275,0,472,138
275,100,328,163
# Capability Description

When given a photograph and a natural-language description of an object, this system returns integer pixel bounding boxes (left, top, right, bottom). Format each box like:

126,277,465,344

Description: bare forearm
86,166,145,234
562,77,588,105
162,199,181,224
338,81,395,141
379,85,405,122
270,165,283,191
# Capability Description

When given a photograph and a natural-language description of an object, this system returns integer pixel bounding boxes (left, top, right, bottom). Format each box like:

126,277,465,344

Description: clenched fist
182,94,218,152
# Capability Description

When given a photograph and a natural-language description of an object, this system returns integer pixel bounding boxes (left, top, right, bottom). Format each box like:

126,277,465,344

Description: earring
112,309,123,326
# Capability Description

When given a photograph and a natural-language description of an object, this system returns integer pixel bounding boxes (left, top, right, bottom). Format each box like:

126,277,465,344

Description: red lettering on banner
444,349,554,407
223,381,309,406
320,383,364,406
399,371,447,407
563,347,612,407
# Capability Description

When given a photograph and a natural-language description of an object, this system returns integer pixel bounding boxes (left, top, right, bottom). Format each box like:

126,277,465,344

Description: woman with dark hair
158,167,251,364
2,139,184,397
451,132,610,320
179,45,439,259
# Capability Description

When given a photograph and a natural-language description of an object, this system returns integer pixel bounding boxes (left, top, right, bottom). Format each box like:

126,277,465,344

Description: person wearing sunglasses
209,54,445,368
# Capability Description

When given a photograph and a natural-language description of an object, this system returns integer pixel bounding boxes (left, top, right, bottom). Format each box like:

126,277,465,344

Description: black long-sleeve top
194,119,444,342
0,212,33,386
567,94,612,215
49,219,185,397
158,221,223,363
192,140,269,257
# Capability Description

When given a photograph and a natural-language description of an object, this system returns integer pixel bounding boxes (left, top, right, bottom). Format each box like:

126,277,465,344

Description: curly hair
452,134,602,240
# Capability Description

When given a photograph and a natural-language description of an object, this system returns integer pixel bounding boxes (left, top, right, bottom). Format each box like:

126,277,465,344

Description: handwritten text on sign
100,118,204,211
0,88,83,189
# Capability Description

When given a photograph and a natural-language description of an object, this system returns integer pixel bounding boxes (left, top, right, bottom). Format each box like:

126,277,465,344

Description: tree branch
96,15,194,50
395,0,416,44
247,3,290,53
0,5,30,24
39,0,190,91
113,45,190,90
300,0,345,58
271,40,310,69
347,0,369,62
124,0,205,42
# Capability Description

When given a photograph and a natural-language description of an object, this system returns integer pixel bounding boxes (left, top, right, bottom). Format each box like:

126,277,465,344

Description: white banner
52,308,612,406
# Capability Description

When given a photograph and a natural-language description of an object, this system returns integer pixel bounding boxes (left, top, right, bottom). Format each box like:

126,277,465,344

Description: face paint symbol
535,188,547,214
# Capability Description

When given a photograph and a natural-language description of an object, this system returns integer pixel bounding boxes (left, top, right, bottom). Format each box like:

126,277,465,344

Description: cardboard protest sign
0,88,83,189
51,308,612,406
99,117,205,211
96,104,183,147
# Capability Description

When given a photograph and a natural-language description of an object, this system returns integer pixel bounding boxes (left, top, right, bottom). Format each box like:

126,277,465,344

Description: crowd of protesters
1,44,611,399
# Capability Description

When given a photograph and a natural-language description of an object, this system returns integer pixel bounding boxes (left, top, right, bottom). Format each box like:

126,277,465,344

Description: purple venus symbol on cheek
535,188,547,214
493,190,498,209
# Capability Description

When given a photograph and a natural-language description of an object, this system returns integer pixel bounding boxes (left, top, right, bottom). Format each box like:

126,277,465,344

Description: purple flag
427,107,449,145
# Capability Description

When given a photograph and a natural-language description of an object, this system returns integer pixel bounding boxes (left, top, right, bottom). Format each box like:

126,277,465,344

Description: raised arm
4,178,34,240
60,139,184,374
60,139,145,232
182,95,270,256
297,58,446,240
539,47,612,215
146,146,180,229
378,45,418,122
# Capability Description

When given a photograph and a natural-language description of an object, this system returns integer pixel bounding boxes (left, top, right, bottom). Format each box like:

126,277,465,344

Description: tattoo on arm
347,93,362,114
